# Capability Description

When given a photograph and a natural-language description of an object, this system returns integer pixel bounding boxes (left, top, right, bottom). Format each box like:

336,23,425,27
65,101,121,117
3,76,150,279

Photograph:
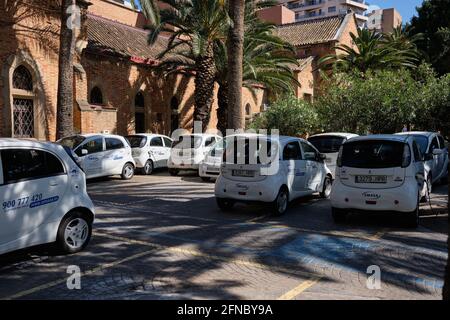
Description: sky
367,0,424,24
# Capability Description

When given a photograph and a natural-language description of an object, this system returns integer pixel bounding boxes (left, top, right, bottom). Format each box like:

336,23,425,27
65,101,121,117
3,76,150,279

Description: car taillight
336,146,343,167
401,144,411,168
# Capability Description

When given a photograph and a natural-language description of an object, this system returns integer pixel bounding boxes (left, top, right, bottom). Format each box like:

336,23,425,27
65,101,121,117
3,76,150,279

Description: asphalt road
0,170,448,300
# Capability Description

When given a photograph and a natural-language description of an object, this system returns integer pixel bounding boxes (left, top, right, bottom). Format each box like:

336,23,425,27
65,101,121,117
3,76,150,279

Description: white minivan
215,134,333,215
0,139,95,255
58,134,136,180
308,133,359,178
126,134,173,175
167,134,221,176
330,135,425,227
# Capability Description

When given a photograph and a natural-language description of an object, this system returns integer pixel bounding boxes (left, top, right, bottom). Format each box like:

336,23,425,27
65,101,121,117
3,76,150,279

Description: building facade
279,0,368,27
367,8,402,34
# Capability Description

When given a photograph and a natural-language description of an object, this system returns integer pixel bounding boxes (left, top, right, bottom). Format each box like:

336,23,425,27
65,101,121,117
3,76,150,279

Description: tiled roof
275,15,346,47
85,14,168,63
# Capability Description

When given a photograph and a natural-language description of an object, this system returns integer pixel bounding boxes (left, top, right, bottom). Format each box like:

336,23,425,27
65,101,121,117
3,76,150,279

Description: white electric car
395,131,448,199
198,140,225,181
58,134,135,180
126,134,173,175
330,135,425,227
167,133,221,176
0,139,95,255
308,132,359,178
215,134,333,215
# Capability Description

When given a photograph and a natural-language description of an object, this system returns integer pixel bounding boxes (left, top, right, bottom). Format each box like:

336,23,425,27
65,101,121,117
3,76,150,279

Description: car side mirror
423,153,433,161
81,149,88,156
432,149,443,156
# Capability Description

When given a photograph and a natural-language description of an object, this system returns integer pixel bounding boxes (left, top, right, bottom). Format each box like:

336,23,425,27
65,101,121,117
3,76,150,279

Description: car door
149,136,165,167
162,137,173,167
103,137,126,175
437,135,448,178
283,141,307,195
74,137,104,178
0,148,68,247
428,136,440,181
300,141,323,192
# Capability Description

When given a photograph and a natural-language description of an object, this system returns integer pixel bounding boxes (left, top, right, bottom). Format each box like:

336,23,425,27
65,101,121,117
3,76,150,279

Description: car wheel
121,163,134,180
201,177,211,182
169,169,179,176
420,175,432,203
143,160,154,175
216,198,235,211
320,176,332,198
272,187,289,216
405,196,419,228
56,211,92,254
331,207,347,224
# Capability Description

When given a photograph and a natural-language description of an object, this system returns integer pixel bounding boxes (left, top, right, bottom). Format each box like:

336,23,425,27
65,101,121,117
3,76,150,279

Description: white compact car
0,139,95,255
308,132,359,178
395,131,448,198
215,134,333,215
198,140,224,181
58,134,135,180
167,134,221,176
126,134,173,175
330,135,425,227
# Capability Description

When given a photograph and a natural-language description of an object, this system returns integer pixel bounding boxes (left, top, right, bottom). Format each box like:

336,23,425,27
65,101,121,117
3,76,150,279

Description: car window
58,135,86,149
308,136,345,153
430,137,439,153
205,137,216,147
126,135,147,148
283,142,302,160
1,149,65,184
411,135,428,155
173,135,203,149
437,135,445,149
300,142,317,161
75,137,103,156
412,141,422,162
150,137,163,147
106,138,124,150
163,137,172,148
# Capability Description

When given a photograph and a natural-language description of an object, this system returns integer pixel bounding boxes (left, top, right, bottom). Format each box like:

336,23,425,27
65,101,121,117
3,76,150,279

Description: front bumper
199,163,220,178
214,175,278,203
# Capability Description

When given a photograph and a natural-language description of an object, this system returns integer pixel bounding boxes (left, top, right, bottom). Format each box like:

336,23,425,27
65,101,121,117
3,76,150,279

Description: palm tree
56,0,77,139
318,28,419,74
141,0,231,131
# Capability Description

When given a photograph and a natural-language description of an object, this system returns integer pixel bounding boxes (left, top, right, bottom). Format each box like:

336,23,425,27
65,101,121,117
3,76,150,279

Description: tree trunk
193,44,216,132
227,0,245,130
217,82,229,136
56,0,76,140
444,163,450,300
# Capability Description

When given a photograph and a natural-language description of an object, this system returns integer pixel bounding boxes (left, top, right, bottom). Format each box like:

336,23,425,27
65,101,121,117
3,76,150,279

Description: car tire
320,176,332,198
216,198,235,211
331,207,347,224
169,169,179,176
420,175,432,203
201,177,211,182
56,211,92,254
271,187,289,216
405,197,419,228
143,160,154,175
121,162,134,180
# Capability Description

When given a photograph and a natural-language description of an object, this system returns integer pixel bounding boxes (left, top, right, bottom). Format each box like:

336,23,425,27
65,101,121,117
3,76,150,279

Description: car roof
345,134,410,143
0,138,66,152
81,133,125,139
224,134,307,145
127,133,170,139
395,131,436,138
310,132,359,139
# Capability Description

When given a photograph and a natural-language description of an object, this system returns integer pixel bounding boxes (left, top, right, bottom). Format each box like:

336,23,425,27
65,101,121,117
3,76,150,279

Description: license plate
232,169,254,177
355,175,387,184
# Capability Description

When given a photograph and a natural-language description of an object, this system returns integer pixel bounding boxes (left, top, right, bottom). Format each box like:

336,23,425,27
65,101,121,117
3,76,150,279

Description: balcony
287,0,326,10
340,0,369,11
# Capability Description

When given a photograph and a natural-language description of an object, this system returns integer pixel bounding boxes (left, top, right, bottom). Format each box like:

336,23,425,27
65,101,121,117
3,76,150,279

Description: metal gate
13,98,34,138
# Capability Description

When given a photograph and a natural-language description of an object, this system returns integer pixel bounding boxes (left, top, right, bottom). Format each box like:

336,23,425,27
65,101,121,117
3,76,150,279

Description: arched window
245,103,252,117
170,97,179,134
134,91,145,133
89,86,103,105
135,91,144,109
12,65,33,91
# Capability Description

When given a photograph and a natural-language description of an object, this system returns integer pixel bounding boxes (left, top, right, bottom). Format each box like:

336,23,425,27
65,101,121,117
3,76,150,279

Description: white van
167,134,221,176
58,134,136,180
215,134,332,215
198,140,224,181
330,135,425,227
308,133,358,178
126,134,173,175
0,139,95,255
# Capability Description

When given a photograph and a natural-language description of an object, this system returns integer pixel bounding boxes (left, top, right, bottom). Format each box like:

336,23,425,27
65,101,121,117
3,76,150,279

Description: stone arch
1,51,47,139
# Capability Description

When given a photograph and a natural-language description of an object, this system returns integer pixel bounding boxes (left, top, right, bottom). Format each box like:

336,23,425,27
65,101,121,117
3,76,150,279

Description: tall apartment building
279,0,368,27
367,8,402,34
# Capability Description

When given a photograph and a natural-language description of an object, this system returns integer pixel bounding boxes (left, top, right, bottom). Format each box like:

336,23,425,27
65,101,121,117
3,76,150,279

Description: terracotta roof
85,14,168,63
275,15,346,47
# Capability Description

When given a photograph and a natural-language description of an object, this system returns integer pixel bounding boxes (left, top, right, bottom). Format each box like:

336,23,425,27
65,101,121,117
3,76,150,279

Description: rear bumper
330,177,419,213
214,175,278,203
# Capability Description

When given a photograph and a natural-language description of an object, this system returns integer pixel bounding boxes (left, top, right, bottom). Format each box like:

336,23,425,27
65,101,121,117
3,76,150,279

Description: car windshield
309,136,346,153
210,140,225,157
341,140,405,169
224,137,277,165
173,135,203,149
410,135,429,155
126,135,147,148
58,136,86,150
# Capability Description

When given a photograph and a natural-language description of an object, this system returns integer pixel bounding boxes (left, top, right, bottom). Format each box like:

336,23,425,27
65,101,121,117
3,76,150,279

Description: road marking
277,277,322,300
2,249,155,300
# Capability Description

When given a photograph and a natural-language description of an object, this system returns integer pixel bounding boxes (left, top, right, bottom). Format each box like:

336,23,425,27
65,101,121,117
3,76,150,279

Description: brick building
0,0,356,141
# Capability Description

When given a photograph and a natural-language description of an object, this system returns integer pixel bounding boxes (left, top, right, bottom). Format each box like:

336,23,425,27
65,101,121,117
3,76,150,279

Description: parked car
126,134,173,175
198,139,224,182
57,134,135,180
167,133,221,176
308,132,358,178
330,135,425,227
0,139,95,255
395,131,448,199
215,134,333,215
